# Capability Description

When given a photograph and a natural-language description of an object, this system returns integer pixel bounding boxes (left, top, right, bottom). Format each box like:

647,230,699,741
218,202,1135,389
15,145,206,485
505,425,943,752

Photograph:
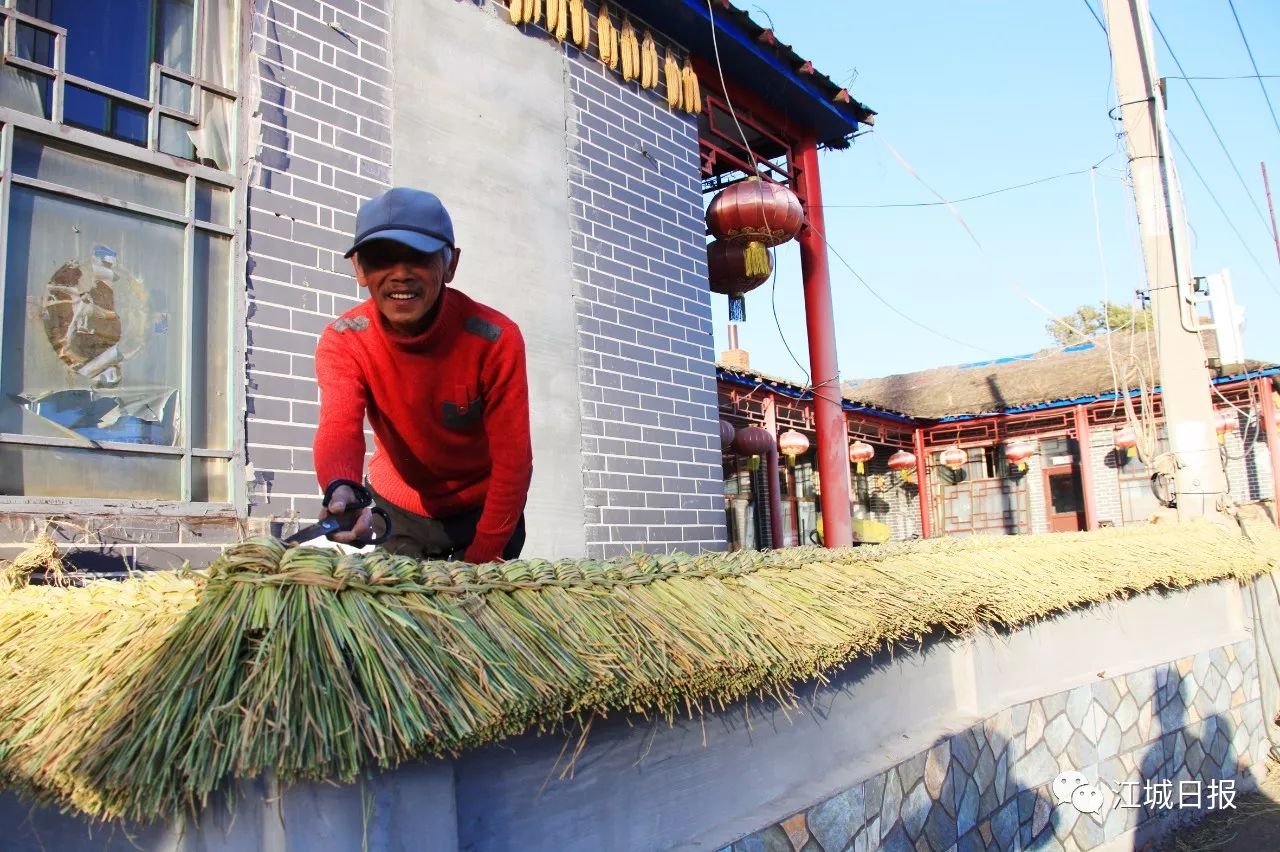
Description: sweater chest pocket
442,384,485,432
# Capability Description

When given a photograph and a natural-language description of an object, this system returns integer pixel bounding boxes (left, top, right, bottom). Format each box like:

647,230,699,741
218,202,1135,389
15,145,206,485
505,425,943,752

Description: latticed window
0,0,238,503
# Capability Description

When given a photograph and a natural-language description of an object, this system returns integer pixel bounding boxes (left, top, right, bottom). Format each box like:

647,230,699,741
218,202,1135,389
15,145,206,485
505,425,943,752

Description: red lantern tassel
856,461,865,475
743,241,770,277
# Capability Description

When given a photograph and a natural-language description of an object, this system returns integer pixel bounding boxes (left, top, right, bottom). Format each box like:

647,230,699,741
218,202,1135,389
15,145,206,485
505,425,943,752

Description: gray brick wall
1090,428,1124,526
567,21,727,557
245,0,392,524
855,452,923,541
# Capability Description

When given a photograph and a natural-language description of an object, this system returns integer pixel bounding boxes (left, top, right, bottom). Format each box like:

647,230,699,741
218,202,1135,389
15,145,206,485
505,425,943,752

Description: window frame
0,0,247,516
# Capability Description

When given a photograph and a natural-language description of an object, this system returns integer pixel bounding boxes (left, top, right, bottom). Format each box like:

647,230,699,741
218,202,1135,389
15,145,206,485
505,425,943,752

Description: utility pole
1102,0,1229,523
1263,162,1280,268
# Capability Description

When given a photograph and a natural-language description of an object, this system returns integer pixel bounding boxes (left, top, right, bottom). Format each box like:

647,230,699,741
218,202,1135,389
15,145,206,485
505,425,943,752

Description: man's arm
465,324,533,563
313,328,369,493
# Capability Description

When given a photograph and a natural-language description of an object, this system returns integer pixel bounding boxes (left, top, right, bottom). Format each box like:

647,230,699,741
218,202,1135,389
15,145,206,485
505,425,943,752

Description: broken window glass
1,187,185,450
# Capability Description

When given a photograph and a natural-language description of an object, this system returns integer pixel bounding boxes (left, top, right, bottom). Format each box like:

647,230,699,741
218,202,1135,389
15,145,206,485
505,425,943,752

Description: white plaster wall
390,0,585,558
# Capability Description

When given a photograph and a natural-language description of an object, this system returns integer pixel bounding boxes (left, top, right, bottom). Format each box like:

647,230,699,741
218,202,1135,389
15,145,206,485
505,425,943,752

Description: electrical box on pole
1101,0,1230,523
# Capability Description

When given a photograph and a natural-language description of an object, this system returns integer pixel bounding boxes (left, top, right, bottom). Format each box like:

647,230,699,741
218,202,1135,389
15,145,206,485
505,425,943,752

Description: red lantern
719,419,737,449
778,429,809,467
848,440,875,475
734,426,775,457
707,240,771,296
1113,425,1137,459
887,449,917,483
1214,410,1238,445
1004,440,1036,473
887,450,916,471
706,177,805,279
939,446,968,471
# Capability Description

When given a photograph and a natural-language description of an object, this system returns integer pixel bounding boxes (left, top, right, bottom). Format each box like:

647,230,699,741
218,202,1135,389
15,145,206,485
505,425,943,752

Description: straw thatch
827,329,1271,420
0,523,1276,824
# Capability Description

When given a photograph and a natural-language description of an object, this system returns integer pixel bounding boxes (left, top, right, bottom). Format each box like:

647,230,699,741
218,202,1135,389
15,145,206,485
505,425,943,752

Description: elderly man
311,187,532,563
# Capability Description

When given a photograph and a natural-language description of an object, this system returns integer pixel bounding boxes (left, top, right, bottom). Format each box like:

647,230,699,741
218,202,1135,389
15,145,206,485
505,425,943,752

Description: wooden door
1043,465,1085,532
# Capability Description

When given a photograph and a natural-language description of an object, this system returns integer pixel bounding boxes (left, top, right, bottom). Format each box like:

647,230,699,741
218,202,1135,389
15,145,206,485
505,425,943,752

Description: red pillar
1074,405,1097,530
913,427,932,538
795,136,853,548
1258,377,1280,527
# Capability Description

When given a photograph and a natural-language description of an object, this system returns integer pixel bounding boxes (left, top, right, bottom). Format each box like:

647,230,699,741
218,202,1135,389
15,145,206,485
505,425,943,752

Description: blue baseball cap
344,187,455,258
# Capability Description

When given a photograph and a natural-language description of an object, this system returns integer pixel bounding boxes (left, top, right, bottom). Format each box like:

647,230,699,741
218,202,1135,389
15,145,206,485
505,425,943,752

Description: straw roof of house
0,523,1276,823
839,329,1274,421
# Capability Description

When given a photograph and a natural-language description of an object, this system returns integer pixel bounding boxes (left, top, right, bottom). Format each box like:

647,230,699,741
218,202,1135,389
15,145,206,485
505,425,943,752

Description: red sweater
313,289,532,563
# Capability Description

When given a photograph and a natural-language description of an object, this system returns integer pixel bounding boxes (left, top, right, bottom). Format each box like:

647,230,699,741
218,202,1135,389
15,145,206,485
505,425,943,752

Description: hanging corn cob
524,0,541,26
569,0,589,49
508,0,523,24
640,31,658,89
681,58,702,114
619,16,639,82
664,47,683,109
547,0,564,39
598,3,619,70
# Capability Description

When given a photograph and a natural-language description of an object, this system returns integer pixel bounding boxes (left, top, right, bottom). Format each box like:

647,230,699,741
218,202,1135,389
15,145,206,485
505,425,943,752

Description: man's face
352,240,460,336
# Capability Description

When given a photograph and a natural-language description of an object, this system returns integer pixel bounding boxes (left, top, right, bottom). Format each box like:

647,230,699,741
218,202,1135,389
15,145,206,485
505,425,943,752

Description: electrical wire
1225,0,1280,144
1080,0,1106,34
874,133,1101,345
1168,130,1280,298
702,0,991,387
819,160,1121,209
1151,15,1273,237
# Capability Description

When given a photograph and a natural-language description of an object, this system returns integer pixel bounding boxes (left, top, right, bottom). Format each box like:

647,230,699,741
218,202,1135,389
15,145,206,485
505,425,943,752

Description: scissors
285,479,392,547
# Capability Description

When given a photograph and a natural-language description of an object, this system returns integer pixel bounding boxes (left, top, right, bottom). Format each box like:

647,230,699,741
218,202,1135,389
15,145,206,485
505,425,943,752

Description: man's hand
319,483,374,544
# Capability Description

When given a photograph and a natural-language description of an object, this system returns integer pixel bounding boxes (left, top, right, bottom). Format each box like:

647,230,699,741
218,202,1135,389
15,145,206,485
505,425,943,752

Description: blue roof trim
934,366,1280,423
676,0,861,135
716,368,918,424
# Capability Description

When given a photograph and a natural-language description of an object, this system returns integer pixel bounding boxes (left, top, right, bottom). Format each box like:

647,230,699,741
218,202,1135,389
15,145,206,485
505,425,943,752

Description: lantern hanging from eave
1113,425,1137,459
939,445,968,471
735,425,774,471
705,176,804,285
848,440,875,475
1004,440,1036,473
719,419,737,449
707,239,772,322
778,429,809,468
887,449,917,483
1214,409,1239,445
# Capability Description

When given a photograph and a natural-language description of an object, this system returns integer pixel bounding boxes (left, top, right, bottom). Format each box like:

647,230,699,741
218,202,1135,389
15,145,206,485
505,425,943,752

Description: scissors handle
349,505,391,547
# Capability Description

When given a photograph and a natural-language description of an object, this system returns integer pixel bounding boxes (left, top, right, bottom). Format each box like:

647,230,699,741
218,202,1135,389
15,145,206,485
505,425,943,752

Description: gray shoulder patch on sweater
463,315,503,342
331,315,370,333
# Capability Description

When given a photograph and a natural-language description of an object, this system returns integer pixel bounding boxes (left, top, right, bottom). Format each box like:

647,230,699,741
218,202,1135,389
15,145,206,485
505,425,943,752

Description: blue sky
709,0,1280,384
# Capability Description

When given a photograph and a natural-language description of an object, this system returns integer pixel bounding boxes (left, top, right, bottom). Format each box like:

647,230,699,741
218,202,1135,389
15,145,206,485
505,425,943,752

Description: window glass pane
199,0,237,88
27,0,154,98
0,68,51,119
192,457,229,502
0,444,180,498
13,132,186,214
159,75,193,113
1049,473,1082,514
195,181,231,226
192,231,231,449
159,115,196,160
155,0,195,76
1,187,185,446
14,21,54,66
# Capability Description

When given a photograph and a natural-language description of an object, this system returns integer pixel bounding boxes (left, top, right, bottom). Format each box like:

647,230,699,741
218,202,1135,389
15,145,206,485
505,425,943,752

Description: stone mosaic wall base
726,640,1268,852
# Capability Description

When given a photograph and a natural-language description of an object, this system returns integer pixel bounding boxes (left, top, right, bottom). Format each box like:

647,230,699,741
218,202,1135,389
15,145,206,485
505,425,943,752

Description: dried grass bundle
0,522,1275,823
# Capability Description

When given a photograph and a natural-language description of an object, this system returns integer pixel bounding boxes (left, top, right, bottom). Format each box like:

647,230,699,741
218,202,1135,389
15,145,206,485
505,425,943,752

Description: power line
1081,0,1106,34
1168,74,1280,81
1225,0,1280,143
1150,15,1273,237
1169,129,1280,299
820,157,1118,208
804,218,997,355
